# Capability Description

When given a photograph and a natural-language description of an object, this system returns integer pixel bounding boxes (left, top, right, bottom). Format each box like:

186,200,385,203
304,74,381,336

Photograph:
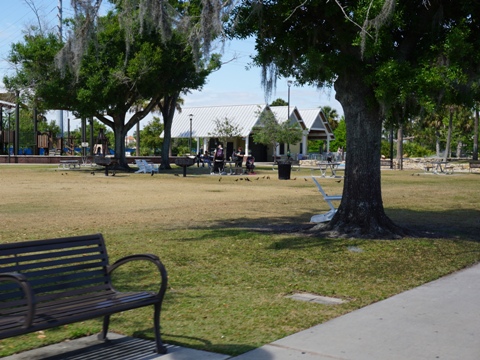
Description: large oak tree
231,0,480,238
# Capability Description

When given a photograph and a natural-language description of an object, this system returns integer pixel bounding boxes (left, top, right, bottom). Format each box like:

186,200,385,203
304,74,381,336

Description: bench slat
0,245,103,265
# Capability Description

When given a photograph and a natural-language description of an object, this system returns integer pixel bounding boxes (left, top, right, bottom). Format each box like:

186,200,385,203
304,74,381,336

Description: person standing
234,146,245,168
213,144,224,173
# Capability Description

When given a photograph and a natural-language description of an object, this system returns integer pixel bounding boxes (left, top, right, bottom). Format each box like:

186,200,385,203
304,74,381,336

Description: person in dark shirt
234,146,245,168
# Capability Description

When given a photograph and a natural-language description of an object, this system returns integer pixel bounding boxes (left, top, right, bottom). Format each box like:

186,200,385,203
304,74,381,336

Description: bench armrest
0,272,36,329
107,254,168,297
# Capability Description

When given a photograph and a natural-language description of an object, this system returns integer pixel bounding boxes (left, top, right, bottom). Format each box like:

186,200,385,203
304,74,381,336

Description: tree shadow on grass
187,208,480,243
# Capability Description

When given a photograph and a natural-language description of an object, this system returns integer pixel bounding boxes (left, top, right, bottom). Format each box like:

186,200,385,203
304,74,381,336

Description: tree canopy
5,7,219,168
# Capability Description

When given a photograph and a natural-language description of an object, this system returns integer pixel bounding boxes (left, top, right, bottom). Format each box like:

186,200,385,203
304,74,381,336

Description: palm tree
321,106,339,131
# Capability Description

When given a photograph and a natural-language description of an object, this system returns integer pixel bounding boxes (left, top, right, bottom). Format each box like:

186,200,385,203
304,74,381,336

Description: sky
0,1,344,129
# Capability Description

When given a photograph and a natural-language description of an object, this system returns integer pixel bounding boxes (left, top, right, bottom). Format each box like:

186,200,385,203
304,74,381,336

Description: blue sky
0,1,344,121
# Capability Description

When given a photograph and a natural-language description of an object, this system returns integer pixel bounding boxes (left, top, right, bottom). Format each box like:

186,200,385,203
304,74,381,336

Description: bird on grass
335,179,342,183
245,178,251,182
219,177,222,182
262,176,266,179
304,178,308,181
239,178,243,180
293,177,296,180
91,171,95,176
235,179,239,182
256,177,259,180
174,173,179,176
266,176,270,180
151,171,154,176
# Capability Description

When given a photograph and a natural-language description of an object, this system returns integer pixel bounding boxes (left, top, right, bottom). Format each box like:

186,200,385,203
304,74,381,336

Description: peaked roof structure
161,104,335,143
162,104,267,139
269,106,306,130
300,108,335,140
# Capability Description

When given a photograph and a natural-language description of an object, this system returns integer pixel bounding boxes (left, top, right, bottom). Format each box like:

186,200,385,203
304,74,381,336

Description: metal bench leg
154,303,167,354
98,315,110,342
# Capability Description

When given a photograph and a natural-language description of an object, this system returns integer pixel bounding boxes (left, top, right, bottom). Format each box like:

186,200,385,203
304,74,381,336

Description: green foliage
330,117,346,151
270,98,287,106
322,106,340,131
137,116,164,155
4,7,218,166
252,111,281,157
402,142,434,158
68,120,112,147
278,120,303,148
170,138,198,156
208,117,243,147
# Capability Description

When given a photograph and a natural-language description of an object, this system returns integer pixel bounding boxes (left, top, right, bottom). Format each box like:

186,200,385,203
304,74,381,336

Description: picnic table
433,161,454,174
315,161,343,178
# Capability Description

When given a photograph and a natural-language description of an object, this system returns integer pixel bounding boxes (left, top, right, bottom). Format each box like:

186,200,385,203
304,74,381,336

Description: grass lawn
1,163,479,356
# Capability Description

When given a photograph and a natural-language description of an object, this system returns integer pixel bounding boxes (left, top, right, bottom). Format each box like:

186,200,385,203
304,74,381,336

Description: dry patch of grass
1,165,479,356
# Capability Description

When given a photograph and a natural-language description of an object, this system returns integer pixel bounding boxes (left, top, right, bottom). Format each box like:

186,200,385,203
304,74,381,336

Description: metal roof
299,108,335,140
269,106,306,128
300,108,327,130
162,104,267,139
161,104,334,140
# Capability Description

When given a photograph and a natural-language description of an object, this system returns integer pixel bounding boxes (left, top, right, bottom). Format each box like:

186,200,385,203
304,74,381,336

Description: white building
161,104,334,161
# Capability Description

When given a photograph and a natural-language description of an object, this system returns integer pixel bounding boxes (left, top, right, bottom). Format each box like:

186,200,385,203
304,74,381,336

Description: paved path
232,262,480,360
4,263,480,360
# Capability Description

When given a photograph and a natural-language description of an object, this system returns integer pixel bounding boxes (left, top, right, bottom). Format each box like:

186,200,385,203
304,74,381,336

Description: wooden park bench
0,234,168,354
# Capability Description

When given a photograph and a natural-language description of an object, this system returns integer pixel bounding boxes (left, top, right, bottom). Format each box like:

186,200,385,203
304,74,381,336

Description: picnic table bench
380,159,392,168
58,159,80,169
0,233,168,354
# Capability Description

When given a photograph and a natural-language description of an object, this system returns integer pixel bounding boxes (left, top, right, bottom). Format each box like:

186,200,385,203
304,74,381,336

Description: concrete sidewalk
232,262,480,360
4,263,480,360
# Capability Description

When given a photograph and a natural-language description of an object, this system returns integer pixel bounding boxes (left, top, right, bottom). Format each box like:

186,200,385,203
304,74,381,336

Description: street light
189,114,193,153
287,80,293,154
6,107,14,163
287,80,293,118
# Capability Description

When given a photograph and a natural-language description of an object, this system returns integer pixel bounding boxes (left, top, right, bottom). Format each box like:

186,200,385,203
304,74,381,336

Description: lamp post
287,80,293,154
6,108,14,163
287,80,293,117
189,114,193,153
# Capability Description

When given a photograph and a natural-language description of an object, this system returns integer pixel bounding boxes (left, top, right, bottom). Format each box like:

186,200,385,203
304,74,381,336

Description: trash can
278,163,291,180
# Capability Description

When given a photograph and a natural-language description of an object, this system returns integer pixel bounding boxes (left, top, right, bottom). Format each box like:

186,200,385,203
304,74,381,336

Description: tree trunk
325,74,406,238
443,107,453,162
473,106,478,161
113,114,129,169
160,94,179,169
396,125,403,170
456,141,462,159
436,134,441,157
